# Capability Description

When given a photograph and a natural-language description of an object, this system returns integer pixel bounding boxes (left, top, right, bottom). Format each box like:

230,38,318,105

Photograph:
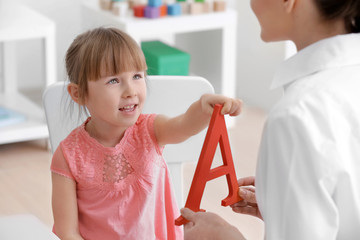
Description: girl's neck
86,118,126,148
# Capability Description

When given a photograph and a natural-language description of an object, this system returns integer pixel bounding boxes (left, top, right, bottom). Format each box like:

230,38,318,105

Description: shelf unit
0,3,56,144
81,0,238,126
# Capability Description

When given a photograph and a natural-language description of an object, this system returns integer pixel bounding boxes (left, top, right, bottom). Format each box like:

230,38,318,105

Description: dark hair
314,0,360,33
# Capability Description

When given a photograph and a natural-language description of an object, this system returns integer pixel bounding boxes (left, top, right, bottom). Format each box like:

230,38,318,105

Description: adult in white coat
180,0,360,239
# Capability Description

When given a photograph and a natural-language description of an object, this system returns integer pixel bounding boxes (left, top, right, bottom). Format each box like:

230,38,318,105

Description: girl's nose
122,82,136,98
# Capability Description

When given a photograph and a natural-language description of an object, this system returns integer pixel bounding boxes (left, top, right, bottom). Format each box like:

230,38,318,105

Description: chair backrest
43,75,214,205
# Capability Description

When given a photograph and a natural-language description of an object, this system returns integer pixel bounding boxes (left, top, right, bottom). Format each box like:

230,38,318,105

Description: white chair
43,75,214,206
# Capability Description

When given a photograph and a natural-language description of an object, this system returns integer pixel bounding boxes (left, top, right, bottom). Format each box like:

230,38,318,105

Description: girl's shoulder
133,114,157,137
59,118,97,165
130,113,163,155
135,113,156,126
61,118,89,146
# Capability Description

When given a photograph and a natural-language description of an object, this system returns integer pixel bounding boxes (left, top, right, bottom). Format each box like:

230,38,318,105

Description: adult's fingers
231,205,258,217
237,176,255,187
181,208,196,231
180,208,196,221
230,200,248,208
239,187,257,204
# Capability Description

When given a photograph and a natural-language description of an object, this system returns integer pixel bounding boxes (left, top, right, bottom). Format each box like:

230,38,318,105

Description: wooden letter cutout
175,104,242,226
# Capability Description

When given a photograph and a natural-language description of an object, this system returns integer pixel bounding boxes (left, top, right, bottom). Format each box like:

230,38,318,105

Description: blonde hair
65,27,147,104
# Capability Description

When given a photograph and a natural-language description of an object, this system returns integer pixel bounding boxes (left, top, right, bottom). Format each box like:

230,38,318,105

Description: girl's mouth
119,104,137,112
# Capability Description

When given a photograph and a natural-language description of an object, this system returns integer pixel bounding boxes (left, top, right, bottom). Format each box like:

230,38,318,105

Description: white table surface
0,214,59,240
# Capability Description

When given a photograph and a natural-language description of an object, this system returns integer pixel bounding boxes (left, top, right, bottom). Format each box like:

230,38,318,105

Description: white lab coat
256,33,360,239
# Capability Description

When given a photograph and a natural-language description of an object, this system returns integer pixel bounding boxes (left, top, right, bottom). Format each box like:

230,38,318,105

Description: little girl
50,27,242,240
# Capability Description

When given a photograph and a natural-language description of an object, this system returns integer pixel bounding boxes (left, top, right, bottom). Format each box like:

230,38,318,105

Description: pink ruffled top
51,114,183,240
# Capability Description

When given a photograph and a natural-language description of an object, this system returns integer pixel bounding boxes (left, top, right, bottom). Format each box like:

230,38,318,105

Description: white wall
13,0,285,111
15,0,83,89
235,0,284,111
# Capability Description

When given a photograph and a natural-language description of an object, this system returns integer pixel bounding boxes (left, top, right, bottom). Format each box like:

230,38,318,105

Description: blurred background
0,0,297,239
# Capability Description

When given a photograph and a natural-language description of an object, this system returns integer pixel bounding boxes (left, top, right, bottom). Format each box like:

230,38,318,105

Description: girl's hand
200,94,242,116
230,176,263,220
154,93,242,146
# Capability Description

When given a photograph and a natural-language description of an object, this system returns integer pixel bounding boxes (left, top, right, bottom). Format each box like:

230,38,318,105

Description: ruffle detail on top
60,114,165,193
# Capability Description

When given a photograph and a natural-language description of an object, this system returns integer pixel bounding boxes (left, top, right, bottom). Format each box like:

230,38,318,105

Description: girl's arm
154,93,242,146
52,152,84,240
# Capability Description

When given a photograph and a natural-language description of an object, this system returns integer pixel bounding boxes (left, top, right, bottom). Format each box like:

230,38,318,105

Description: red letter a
175,104,241,226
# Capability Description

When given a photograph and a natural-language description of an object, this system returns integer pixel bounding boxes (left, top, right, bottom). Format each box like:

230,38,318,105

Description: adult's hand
181,208,246,240
230,176,263,220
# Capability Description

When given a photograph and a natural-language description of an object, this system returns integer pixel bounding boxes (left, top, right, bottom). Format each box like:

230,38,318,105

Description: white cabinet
0,3,56,144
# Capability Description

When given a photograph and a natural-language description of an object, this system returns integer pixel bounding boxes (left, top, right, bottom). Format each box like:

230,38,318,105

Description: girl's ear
284,0,296,13
67,83,83,105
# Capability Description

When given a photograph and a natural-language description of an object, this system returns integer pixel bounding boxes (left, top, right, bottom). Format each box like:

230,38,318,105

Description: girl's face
250,0,291,41
85,71,147,131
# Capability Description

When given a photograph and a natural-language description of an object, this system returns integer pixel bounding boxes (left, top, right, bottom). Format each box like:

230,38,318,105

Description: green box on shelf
141,41,190,76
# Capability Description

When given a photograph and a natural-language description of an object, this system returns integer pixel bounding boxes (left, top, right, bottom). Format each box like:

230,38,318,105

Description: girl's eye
108,78,119,84
133,74,143,80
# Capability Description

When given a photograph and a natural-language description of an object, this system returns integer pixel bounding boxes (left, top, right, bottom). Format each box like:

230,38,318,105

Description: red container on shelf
133,5,146,17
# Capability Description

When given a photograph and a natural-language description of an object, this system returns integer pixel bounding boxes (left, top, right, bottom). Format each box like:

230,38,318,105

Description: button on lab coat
256,34,360,239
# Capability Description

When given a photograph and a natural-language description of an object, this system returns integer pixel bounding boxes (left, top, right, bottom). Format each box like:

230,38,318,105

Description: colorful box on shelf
148,0,162,7
99,0,112,10
111,0,129,16
133,5,146,17
178,2,189,14
142,4,167,18
141,41,190,75
203,1,211,13
189,2,203,14
132,0,225,18
160,5,168,16
214,0,226,11
144,6,160,18
167,3,181,16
